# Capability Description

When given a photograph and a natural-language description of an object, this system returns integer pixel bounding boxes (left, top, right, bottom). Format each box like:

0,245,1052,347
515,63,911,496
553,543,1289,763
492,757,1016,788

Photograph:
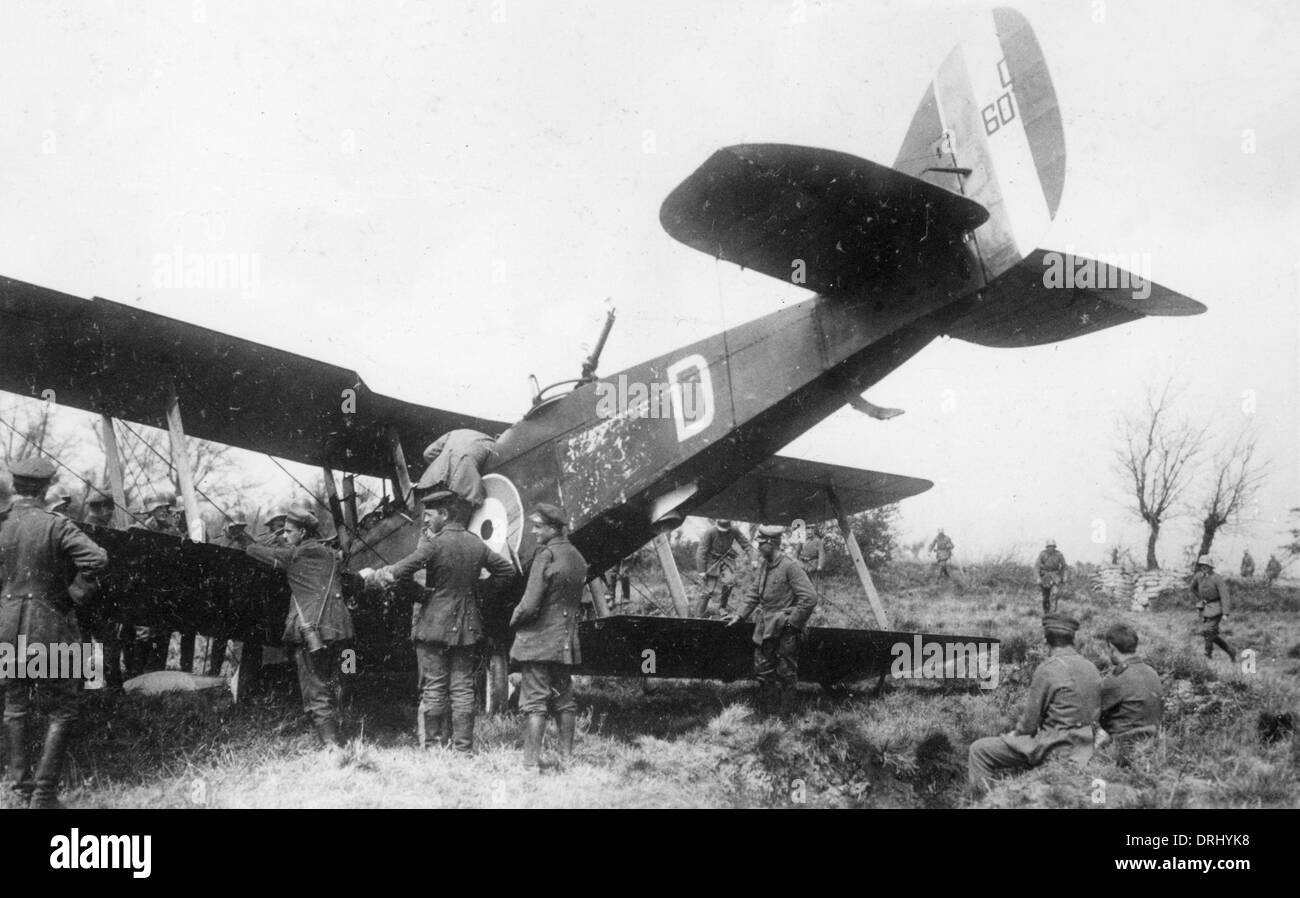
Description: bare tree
1114,381,1208,570
1194,426,1268,557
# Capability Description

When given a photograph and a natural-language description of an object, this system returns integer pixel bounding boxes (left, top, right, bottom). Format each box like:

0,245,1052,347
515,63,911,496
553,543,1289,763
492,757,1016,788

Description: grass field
41,560,1300,808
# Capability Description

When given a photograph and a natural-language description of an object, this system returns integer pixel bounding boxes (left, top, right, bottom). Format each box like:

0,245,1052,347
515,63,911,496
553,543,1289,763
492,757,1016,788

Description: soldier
1264,554,1282,586
365,490,515,752
137,494,182,536
246,502,356,764
211,510,253,549
930,528,954,579
603,553,635,606
510,503,587,769
1035,538,1068,613
417,429,498,507
0,458,109,808
1097,622,1162,750
694,519,751,618
261,504,290,547
1240,550,1255,579
82,489,116,528
1191,555,1236,662
796,525,827,586
968,613,1100,794
725,525,818,717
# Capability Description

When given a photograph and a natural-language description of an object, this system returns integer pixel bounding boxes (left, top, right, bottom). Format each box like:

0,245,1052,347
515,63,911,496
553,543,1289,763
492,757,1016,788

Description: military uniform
796,535,826,580
968,615,1100,792
603,554,635,604
1099,655,1162,740
510,534,587,713
380,520,515,751
1036,545,1068,612
693,523,751,617
732,542,818,716
247,536,355,735
1,460,109,808
1240,551,1255,579
1265,555,1282,585
1191,565,1235,661
417,430,497,507
930,531,954,578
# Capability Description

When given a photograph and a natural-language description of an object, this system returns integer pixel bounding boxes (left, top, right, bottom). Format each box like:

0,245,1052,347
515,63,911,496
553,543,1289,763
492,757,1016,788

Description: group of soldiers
692,518,825,618
968,611,1163,793
1238,549,1284,585
3,427,1269,803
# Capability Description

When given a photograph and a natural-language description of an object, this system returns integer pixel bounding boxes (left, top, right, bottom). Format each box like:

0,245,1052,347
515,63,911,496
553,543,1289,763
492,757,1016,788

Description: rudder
894,7,1065,282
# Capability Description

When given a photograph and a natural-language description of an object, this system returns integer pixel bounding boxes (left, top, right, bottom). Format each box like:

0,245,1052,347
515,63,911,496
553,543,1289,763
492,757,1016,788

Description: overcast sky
1,0,1296,566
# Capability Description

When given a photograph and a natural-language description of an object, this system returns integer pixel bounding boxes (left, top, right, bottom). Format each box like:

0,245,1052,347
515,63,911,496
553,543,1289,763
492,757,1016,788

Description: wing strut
652,533,692,618
827,487,890,629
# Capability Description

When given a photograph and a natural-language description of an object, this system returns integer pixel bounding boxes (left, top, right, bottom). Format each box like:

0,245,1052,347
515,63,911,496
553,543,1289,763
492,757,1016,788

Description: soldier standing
1035,539,1068,613
365,490,515,752
1191,555,1236,662
261,504,290,547
510,503,587,769
968,613,1100,794
693,519,750,618
246,502,355,764
1240,550,1255,579
796,525,826,587
81,489,116,528
1264,554,1282,586
726,525,818,717
0,459,109,808
603,554,635,607
930,528,954,579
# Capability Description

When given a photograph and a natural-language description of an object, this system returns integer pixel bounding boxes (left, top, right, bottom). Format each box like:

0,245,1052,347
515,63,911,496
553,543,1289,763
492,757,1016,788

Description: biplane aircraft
0,8,1202,704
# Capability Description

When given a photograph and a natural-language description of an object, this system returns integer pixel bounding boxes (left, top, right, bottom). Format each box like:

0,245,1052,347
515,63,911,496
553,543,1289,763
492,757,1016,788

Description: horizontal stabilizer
692,455,932,525
0,277,509,477
660,144,988,295
945,249,1206,348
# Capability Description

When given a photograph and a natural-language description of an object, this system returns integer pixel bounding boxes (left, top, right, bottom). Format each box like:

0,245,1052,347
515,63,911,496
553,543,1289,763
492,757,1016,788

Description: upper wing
691,455,932,525
660,143,988,296
943,248,1206,347
0,276,510,477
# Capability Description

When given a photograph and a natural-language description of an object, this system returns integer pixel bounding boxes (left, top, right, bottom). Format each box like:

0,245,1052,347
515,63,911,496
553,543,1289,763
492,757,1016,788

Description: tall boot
521,713,546,770
777,686,797,719
420,711,446,750
691,593,709,619
316,719,347,768
3,719,32,808
451,711,476,754
556,711,576,764
30,721,73,810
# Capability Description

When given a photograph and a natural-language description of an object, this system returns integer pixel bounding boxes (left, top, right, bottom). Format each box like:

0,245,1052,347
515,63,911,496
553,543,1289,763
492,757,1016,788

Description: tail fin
894,7,1065,282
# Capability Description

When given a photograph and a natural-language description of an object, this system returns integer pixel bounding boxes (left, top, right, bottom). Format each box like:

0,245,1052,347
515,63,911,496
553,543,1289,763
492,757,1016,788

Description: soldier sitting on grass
968,613,1100,795
1095,622,1162,758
